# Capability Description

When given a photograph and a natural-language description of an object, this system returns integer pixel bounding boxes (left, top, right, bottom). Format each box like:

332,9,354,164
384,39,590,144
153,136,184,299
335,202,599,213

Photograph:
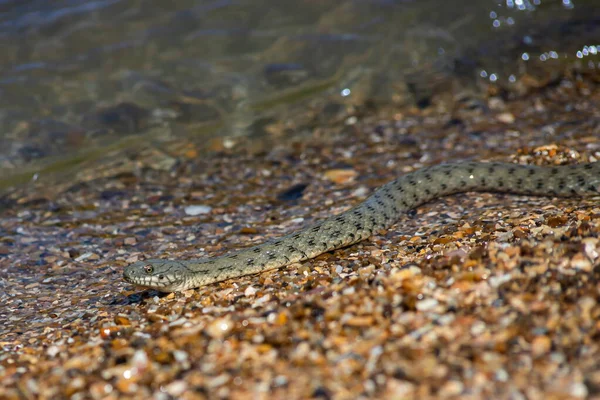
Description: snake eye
144,265,154,274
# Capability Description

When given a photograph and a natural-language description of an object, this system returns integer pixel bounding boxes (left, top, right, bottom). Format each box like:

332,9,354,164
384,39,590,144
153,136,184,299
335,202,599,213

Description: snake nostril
158,275,164,280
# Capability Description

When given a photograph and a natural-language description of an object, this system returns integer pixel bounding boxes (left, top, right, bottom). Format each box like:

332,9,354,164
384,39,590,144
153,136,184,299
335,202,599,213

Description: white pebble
184,205,212,216
416,298,438,311
47,345,60,357
244,286,257,297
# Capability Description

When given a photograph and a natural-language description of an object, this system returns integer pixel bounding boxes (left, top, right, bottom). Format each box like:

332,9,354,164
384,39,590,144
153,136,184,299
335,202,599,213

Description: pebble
416,298,438,312
323,168,358,184
244,286,257,297
2,71,600,400
184,205,212,216
531,335,551,357
496,112,516,124
205,317,234,339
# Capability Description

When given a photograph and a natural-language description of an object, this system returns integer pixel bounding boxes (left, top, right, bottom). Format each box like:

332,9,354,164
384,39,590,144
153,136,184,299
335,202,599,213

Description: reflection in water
0,0,599,184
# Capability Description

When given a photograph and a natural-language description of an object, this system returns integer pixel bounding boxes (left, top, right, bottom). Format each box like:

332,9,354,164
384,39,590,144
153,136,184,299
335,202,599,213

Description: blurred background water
1,0,599,190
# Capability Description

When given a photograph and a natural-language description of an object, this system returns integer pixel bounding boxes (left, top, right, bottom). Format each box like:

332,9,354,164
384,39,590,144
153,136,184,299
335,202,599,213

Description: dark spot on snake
424,173,432,181
529,169,535,175
551,168,559,175
480,178,486,186
516,178,522,186
355,222,362,230
488,167,495,174
441,183,448,190
408,179,417,186
253,248,261,253
460,180,466,187
508,167,515,174
536,179,544,190
308,239,315,246
497,180,504,187
424,189,431,195
584,164,593,170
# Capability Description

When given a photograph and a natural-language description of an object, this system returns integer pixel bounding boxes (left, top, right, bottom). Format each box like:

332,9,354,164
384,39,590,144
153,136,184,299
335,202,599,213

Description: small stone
531,335,551,356
164,380,188,396
345,315,373,327
439,380,464,396
323,168,358,184
115,378,138,394
184,205,212,216
205,317,234,339
416,298,438,312
570,254,592,271
244,286,257,297
46,345,60,357
496,112,515,124
114,315,132,326
582,238,599,260
75,252,99,261
124,237,137,246
206,374,230,388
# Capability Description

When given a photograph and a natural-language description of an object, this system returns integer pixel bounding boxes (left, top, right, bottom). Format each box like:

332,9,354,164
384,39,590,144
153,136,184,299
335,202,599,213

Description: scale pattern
123,161,600,292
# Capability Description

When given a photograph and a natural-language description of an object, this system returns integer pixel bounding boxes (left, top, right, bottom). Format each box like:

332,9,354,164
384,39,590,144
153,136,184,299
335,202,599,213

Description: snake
123,161,600,292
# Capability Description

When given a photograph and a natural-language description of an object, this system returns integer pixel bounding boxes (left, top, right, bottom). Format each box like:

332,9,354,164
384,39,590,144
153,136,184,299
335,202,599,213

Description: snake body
123,161,600,292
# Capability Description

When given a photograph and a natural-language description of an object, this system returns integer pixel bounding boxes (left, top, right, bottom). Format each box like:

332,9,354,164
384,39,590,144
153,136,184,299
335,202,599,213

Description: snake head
123,259,190,292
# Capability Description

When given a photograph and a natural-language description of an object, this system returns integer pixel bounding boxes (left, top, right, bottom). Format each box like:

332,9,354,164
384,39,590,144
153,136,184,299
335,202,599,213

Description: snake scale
123,161,600,292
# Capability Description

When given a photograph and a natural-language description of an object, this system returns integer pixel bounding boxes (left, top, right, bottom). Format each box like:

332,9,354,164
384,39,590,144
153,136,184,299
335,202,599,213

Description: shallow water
0,0,599,188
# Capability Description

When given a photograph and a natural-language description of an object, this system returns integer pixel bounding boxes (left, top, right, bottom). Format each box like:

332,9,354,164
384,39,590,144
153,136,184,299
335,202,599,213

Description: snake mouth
123,266,187,292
